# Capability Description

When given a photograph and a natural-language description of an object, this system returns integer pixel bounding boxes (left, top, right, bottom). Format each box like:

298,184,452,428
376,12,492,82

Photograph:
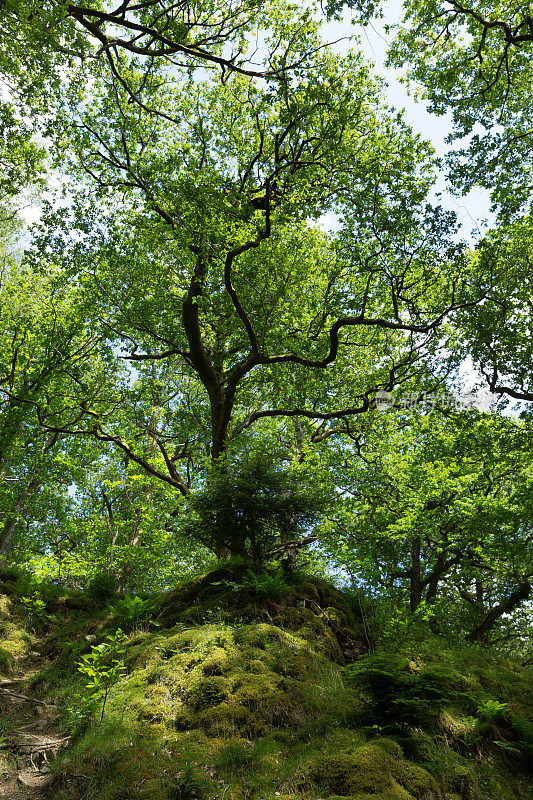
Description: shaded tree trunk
0,476,40,555
410,537,423,611
466,580,531,642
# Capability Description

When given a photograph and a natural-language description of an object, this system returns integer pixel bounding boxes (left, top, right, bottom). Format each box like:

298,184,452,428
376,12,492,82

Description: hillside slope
0,563,531,800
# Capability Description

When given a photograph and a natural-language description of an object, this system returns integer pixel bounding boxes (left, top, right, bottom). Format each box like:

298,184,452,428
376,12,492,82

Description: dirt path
0,670,68,799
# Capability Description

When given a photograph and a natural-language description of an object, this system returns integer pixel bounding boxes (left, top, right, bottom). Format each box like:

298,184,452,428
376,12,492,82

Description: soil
0,655,67,799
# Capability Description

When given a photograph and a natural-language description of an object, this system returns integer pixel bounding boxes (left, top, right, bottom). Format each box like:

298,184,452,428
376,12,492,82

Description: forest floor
0,653,68,799
1,565,531,800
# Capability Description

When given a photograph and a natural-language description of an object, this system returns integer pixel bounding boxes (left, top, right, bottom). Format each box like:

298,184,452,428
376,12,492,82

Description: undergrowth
0,562,531,800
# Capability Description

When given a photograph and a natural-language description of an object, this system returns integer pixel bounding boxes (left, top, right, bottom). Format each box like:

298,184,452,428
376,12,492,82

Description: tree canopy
0,0,531,656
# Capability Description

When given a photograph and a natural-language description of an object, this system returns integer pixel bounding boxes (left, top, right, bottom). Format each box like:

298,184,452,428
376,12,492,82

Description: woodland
0,0,532,798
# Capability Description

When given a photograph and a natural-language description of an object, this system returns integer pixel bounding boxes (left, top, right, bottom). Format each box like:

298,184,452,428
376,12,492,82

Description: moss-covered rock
449,765,479,800
112,620,356,741
302,743,441,799
0,645,15,675
0,594,31,661
13,567,529,800
154,565,365,664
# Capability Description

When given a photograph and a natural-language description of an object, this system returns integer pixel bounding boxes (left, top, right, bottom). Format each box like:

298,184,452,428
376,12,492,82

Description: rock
17,770,52,788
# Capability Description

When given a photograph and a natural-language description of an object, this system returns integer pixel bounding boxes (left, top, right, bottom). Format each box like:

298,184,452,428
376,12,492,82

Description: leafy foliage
183,450,327,562
76,630,128,722
109,595,155,632
0,5,531,799
347,653,461,733
87,573,118,603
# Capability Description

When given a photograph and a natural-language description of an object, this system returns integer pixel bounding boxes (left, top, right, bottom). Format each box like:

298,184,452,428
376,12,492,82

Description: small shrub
110,595,154,632
0,564,21,584
76,629,128,722
19,592,48,631
476,699,508,722
87,572,118,602
346,653,460,734
241,567,290,600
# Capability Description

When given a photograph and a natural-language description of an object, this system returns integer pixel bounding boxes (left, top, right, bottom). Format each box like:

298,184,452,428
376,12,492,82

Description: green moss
154,566,363,665
296,581,320,601
0,602,31,660
303,744,440,799
391,760,440,798
184,675,228,710
373,738,404,758
0,645,14,675
104,620,354,744
324,606,351,627
0,593,12,616
12,567,529,800
202,646,231,675
449,765,479,800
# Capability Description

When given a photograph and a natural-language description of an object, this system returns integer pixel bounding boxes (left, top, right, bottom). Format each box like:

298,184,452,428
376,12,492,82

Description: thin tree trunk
466,581,531,642
0,477,40,555
410,537,423,611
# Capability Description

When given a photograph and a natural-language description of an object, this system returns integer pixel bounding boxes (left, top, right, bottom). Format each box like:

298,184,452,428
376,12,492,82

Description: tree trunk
0,477,41,555
425,551,447,604
410,537,423,611
466,581,531,642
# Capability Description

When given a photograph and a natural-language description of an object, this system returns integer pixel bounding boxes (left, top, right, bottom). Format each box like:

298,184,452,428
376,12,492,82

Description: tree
0,0,512,578
385,0,533,218
320,411,533,642
454,218,533,404
1,0,297,83
182,446,327,566
21,11,490,514
0,258,118,555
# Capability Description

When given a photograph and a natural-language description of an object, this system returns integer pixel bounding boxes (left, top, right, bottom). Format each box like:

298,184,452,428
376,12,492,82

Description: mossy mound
346,649,533,799
48,632,444,800
0,592,31,668
17,566,531,800
111,620,354,737
155,562,367,663
301,740,441,799
43,587,445,800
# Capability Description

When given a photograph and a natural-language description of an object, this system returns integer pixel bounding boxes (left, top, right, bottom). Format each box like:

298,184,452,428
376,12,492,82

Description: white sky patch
19,200,43,226
314,211,339,232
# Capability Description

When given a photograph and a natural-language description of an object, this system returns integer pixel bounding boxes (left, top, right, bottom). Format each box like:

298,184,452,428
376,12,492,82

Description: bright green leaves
387,0,533,217
0,104,45,207
32,6,460,472
320,411,533,637
454,216,533,402
76,629,128,722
